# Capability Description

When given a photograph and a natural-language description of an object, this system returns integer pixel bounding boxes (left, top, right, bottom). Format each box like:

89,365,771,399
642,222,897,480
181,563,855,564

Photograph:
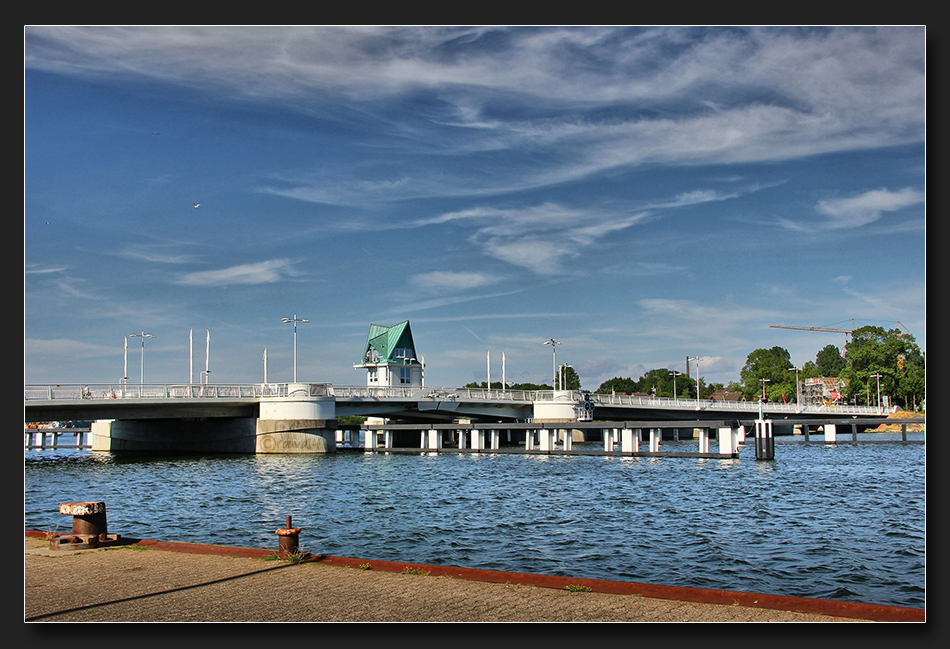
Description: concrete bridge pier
824,423,838,443
256,384,336,453
718,426,739,457
697,427,710,453
620,428,639,453
489,429,500,450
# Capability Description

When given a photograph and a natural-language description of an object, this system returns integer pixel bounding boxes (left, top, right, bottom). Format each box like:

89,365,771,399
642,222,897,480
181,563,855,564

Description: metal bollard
276,515,301,556
62,500,108,538
49,501,120,549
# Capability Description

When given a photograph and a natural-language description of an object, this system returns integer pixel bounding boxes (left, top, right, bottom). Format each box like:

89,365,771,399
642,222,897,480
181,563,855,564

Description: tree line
463,325,925,410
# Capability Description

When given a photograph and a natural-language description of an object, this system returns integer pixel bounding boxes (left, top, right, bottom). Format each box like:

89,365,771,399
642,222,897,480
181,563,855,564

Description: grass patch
565,584,592,593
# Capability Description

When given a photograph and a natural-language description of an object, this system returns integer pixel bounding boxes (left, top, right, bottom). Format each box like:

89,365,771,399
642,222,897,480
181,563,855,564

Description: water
24,436,925,609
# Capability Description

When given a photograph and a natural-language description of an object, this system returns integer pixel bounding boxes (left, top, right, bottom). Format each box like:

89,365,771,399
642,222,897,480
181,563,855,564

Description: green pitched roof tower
354,320,424,387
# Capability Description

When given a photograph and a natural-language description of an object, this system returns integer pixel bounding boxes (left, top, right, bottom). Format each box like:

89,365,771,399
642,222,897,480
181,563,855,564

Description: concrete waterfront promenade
24,532,923,623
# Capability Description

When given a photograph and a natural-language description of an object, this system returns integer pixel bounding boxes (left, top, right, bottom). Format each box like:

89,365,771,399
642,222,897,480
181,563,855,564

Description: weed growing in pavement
358,563,372,570
401,566,430,576
565,584,592,593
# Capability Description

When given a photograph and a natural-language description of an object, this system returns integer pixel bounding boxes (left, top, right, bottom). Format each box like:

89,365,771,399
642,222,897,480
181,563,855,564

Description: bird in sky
151,132,161,135
193,203,201,208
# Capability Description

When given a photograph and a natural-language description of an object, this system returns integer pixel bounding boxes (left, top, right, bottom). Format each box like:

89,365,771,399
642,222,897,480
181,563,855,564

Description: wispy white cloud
25,265,67,274
176,259,301,287
778,187,925,231
26,26,925,205
410,270,500,292
412,203,651,274
118,244,199,265
815,188,925,229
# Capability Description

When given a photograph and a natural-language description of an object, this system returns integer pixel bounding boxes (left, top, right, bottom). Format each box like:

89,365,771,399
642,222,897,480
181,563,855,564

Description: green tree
595,377,638,394
839,326,925,408
637,368,677,397
815,344,847,376
508,381,553,391
740,346,795,401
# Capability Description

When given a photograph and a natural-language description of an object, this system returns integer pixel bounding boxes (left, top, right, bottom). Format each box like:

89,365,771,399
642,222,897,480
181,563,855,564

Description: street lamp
789,365,801,408
123,335,130,387
560,363,574,391
760,377,771,401
669,370,682,400
870,372,882,410
687,356,701,408
543,338,561,390
128,332,155,385
281,314,309,382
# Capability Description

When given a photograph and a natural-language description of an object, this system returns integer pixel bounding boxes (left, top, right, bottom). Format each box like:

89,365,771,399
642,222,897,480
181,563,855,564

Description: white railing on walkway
24,383,886,416
24,383,331,401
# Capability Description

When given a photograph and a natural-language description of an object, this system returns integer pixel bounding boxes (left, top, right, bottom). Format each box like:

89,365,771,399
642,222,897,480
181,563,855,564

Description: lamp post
760,377,771,402
669,370,682,400
687,356,700,408
543,338,561,389
128,332,155,385
281,314,309,382
870,372,882,410
789,365,801,408
560,363,574,391
123,335,130,387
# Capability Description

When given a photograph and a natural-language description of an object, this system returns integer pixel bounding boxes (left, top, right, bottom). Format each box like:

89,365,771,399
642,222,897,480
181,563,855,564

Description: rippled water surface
24,438,925,609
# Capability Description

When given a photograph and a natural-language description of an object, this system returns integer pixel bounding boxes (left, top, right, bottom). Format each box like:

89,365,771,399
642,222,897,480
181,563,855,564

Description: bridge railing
587,392,884,415
24,383,332,401
24,383,886,415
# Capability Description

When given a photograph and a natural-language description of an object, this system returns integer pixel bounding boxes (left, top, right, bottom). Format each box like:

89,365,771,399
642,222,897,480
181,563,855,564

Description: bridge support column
755,419,774,460
90,419,115,451
363,428,377,450
562,428,572,451
621,428,639,453
525,429,535,450
649,428,660,453
603,428,614,452
489,429,499,450
257,387,336,453
539,429,556,452
718,426,738,457
824,424,838,443
470,429,485,451
698,428,709,454
426,429,442,450
383,430,393,449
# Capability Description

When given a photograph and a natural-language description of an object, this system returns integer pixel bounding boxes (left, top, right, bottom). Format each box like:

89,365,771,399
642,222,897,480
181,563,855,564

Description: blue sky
24,26,927,390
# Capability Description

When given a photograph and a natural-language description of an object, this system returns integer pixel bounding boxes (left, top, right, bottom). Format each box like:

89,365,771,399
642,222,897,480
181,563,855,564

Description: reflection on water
25,438,925,609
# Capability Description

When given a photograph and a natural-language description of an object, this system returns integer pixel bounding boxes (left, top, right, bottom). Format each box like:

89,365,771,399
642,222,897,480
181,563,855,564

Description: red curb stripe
25,530,924,622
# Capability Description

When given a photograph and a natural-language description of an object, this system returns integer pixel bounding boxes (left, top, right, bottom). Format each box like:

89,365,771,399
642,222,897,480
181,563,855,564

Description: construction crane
770,319,856,341
770,321,855,358
771,320,911,339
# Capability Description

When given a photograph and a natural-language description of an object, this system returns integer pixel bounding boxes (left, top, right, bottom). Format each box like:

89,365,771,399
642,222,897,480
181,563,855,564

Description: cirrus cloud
176,259,301,287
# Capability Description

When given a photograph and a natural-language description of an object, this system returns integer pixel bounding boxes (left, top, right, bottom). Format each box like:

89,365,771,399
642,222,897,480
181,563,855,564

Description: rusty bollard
275,515,301,556
49,501,119,549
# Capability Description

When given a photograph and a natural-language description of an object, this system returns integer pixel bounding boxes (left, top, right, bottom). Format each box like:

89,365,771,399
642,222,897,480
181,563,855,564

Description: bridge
25,382,891,455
